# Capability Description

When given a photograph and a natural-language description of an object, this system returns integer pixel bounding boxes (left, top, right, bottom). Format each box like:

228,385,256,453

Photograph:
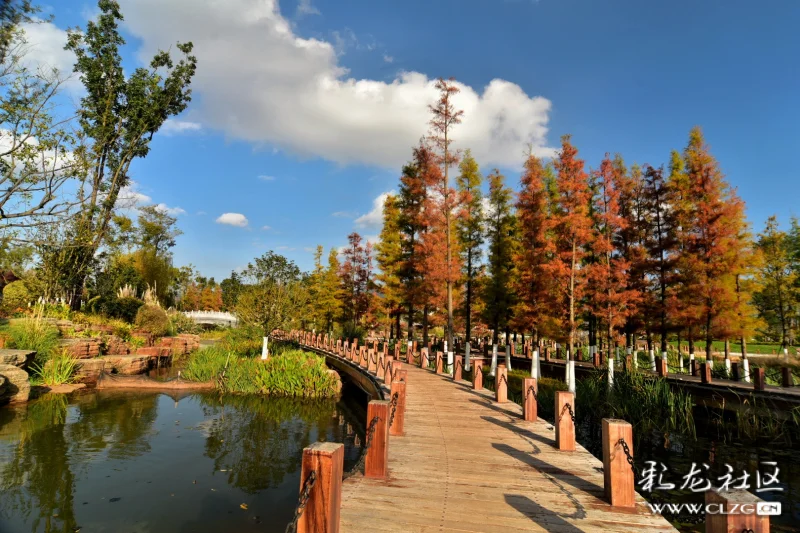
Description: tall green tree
319,248,344,332
56,0,197,308
375,195,404,338
754,216,797,347
482,170,517,344
456,150,484,340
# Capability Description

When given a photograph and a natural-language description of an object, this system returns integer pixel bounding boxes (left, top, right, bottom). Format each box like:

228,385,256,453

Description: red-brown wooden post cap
555,391,576,451
705,489,770,533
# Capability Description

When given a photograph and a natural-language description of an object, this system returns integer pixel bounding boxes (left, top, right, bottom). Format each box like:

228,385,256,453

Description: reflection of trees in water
67,392,159,460
0,392,160,533
0,394,77,533
198,395,340,493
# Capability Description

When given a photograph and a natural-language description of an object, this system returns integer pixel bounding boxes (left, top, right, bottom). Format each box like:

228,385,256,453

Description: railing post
753,367,766,391
731,361,740,381
782,367,793,387
367,349,377,374
700,362,712,384
602,419,635,508
389,370,407,437
473,365,483,390
435,351,444,375
656,358,668,377
377,352,386,381
705,489,770,533
297,442,344,533
365,400,389,479
421,348,428,370
523,377,537,422
454,355,463,381
495,364,508,403
555,391,576,451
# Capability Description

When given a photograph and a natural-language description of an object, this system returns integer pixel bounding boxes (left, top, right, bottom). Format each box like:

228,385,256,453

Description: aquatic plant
30,351,78,386
183,347,339,398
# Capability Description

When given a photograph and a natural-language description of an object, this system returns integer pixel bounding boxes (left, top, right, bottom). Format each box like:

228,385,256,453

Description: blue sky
29,0,800,280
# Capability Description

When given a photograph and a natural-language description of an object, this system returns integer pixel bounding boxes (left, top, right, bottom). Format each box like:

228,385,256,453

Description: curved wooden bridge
286,332,689,533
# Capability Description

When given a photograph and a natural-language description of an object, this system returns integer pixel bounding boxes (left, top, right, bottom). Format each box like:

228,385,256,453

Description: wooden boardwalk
340,363,677,533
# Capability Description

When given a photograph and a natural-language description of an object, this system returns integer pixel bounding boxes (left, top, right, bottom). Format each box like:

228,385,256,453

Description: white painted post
649,349,656,371
505,345,512,371
565,350,571,386
743,358,751,382
490,344,498,376
569,354,576,395
447,351,454,375
531,349,539,379
608,351,615,388
465,341,471,372
536,346,541,380
261,336,269,360
678,353,684,373
724,357,731,376
784,347,789,363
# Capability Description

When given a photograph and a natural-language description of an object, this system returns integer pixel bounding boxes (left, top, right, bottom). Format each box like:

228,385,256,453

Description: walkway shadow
480,415,553,448
493,442,604,498
504,494,585,532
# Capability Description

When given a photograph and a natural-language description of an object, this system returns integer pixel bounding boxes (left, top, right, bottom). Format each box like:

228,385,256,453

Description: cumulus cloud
162,119,202,135
216,212,249,227
332,211,356,218
355,191,395,229
19,21,79,90
117,0,555,169
155,203,187,216
296,0,320,16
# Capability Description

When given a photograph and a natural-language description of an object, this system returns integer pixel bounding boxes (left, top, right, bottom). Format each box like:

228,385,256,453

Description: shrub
182,347,339,397
6,315,61,362
168,311,201,335
2,281,30,312
31,351,78,386
339,322,365,345
106,296,144,323
134,304,170,336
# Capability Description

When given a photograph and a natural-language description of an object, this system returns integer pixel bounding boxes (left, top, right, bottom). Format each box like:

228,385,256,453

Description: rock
104,335,132,355
100,355,152,375
0,363,30,405
60,338,102,359
73,359,107,383
0,375,6,396
0,349,36,370
327,369,342,394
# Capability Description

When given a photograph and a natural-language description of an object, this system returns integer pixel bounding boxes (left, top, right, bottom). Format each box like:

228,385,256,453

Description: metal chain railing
558,403,576,424
388,392,399,428
342,415,380,481
526,385,538,401
284,470,317,533
498,373,509,387
613,437,640,478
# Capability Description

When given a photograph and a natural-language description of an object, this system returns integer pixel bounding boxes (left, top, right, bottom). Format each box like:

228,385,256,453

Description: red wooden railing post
297,442,344,533
495,364,508,403
700,362,712,384
705,489,770,533
454,355,463,381
753,367,766,391
602,419,635,508
555,391,576,451
389,370,407,437
522,377,537,422
364,400,389,479
473,365,483,390
435,351,444,375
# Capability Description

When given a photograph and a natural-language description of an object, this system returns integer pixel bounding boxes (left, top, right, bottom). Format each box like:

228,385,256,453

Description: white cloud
261,225,272,231
118,183,153,209
19,21,80,91
383,54,393,63
355,191,394,229
258,175,276,181
296,0,320,16
117,0,555,169
162,119,202,135
155,203,187,216
216,212,249,227
196,210,207,215
332,211,356,218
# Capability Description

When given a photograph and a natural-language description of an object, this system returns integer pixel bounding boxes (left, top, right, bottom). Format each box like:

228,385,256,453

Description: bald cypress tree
456,149,484,340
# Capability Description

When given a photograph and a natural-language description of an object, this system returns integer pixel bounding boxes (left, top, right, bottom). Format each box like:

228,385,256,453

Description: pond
0,388,367,533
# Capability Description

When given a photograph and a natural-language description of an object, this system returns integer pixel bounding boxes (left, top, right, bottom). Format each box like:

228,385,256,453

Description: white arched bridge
182,310,238,327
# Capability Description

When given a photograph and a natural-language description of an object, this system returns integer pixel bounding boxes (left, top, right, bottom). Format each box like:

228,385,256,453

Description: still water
0,390,366,533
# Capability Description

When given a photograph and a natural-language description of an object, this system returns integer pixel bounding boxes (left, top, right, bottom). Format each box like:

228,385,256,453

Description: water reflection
0,390,365,533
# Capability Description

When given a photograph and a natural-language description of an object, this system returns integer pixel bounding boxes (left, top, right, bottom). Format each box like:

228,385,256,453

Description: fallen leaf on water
240,503,248,510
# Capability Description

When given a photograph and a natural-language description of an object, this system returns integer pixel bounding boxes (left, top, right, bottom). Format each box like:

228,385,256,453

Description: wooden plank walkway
340,363,678,533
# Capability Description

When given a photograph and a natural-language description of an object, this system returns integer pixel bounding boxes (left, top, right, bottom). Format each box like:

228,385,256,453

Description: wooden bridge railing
279,330,771,533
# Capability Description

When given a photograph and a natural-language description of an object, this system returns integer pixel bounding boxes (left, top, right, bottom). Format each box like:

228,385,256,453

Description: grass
30,351,78,386
4,313,61,363
182,342,339,398
668,339,798,356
